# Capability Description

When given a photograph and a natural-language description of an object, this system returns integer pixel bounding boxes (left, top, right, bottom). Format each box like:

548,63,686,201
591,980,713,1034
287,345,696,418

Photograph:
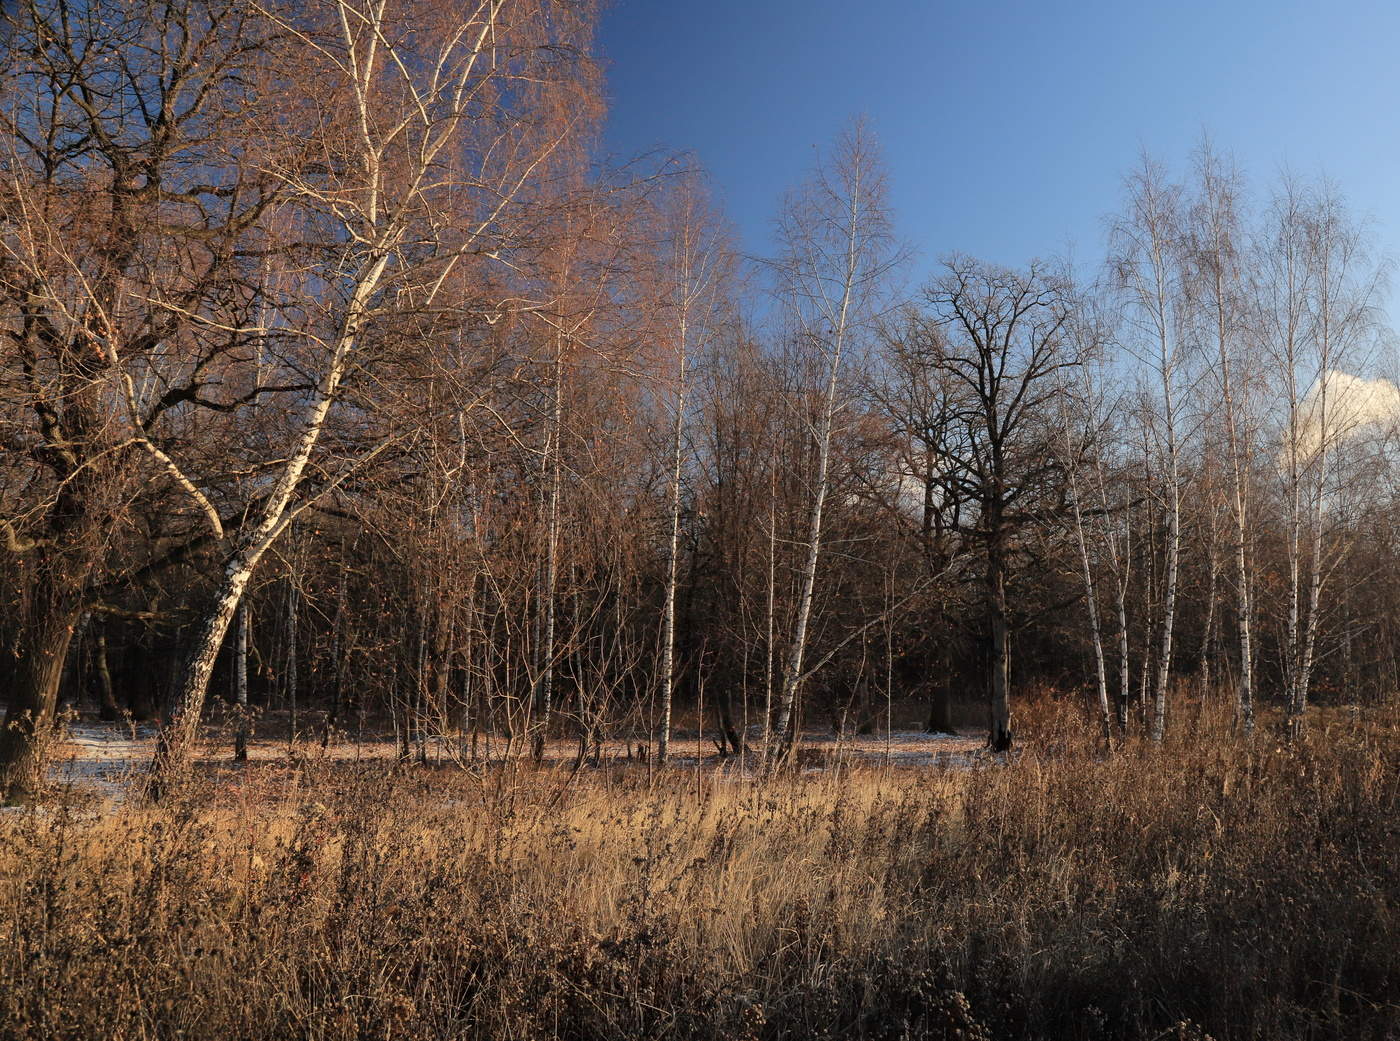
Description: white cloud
1289,369,1400,463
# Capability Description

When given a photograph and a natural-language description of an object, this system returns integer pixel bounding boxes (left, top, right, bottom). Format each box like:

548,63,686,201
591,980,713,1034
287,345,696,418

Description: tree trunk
927,685,956,735
771,392,835,755
762,470,777,756
1115,589,1131,733
769,124,885,761
987,533,1013,753
534,342,564,762
1152,404,1180,744
1200,508,1220,696
0,584,84,801
145,250,390,797
1219,336,1255,739
93,623,120,723
657,347,686,763
1066,439,1112,747
1229,480,1255,736
234,601,249,761
286,573,299,750
712,680,744,756
1292,473,1326,736
147,557,256,798
327,554,348,746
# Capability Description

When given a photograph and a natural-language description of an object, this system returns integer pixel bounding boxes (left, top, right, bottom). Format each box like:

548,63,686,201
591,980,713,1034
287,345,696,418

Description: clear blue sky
599,1,1400,292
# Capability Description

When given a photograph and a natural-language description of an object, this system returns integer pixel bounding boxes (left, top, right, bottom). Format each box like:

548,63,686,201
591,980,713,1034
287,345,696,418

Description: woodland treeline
2,0,1397,800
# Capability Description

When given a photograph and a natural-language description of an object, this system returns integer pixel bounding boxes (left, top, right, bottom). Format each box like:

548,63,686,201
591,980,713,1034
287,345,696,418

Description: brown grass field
1,696,1396,1041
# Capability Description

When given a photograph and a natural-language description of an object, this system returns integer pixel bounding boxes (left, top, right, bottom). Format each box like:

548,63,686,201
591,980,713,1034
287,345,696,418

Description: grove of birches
0,3,1397,1040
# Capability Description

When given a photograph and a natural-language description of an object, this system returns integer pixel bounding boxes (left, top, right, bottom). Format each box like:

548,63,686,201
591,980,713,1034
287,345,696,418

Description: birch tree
1057,308,1115,746
1263,180,1379,735
147,0,599,792
519,187,634,761
1186,144,1257,735
652,176,732,763
1112,156,1188,743
768,119,897,760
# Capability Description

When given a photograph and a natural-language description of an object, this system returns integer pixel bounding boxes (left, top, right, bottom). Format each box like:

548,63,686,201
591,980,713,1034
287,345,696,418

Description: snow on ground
47,722,161,801
37,720,985,800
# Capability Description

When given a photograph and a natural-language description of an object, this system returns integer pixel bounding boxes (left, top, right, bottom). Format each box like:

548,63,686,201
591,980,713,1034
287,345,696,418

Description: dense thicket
2,1,1397,796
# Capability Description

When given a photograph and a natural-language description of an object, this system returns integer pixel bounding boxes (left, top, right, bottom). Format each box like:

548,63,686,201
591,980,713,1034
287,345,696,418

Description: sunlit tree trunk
770,121,895,761
658,345,686,763
148,248,390,797
763,470,778,757
656,179,728,761
1199,501,1221,696
1192,145,1255,736
145,0,593,792
1113,156,1187,744
534,341,563,762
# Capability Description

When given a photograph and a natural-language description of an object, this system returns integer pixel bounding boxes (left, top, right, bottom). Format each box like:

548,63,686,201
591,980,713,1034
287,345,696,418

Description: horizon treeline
2,0,1397,797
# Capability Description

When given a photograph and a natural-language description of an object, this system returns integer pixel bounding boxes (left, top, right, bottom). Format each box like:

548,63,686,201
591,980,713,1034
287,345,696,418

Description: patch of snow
47,722,159,801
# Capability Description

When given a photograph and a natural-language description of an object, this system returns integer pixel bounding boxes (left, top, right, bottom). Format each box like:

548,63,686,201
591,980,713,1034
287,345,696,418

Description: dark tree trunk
926,686,956,735
987,529,1013,753
711,677,744,756
0,579,84,800
93,623,121,722
0,450,105,798
234,602,249,761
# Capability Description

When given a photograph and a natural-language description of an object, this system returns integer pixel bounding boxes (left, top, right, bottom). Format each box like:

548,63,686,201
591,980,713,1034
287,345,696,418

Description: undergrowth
0,697,1395,1040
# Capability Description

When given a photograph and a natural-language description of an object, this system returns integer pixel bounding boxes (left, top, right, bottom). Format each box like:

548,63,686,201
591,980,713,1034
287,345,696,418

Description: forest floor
45,715,987,801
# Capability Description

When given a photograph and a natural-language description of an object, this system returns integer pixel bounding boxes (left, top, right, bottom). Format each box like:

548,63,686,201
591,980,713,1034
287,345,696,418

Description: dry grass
1,697,1396,1040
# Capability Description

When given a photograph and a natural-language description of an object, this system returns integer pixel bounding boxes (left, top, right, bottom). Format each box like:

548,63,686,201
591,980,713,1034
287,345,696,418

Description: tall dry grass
0,697,1395,1040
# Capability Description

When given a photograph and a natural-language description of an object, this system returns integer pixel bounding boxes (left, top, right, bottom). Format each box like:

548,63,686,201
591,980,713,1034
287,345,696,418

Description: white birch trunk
770,128,884,759
1291,238,1335,735
1218,323,1255,737
1199,503,1221,696
771,342,842,754
534,343,564,761
657,342,686,763
762,469,777,758
1151,265,1181,744
147,250,389,794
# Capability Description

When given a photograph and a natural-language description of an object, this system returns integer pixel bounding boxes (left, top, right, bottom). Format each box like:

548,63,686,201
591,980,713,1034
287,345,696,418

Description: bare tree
1262,178,1381,736
0,0,274,798
1057,302,1115,746
651,175,732,763
1186,143,1257,736
868,308,971,735
921,256,1080,752
768,119,898,760
148,0,599,792
1112,156,1189,742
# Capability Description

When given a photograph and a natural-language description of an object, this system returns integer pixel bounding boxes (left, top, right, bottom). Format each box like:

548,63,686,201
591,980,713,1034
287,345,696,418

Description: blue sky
599,1,1400,292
